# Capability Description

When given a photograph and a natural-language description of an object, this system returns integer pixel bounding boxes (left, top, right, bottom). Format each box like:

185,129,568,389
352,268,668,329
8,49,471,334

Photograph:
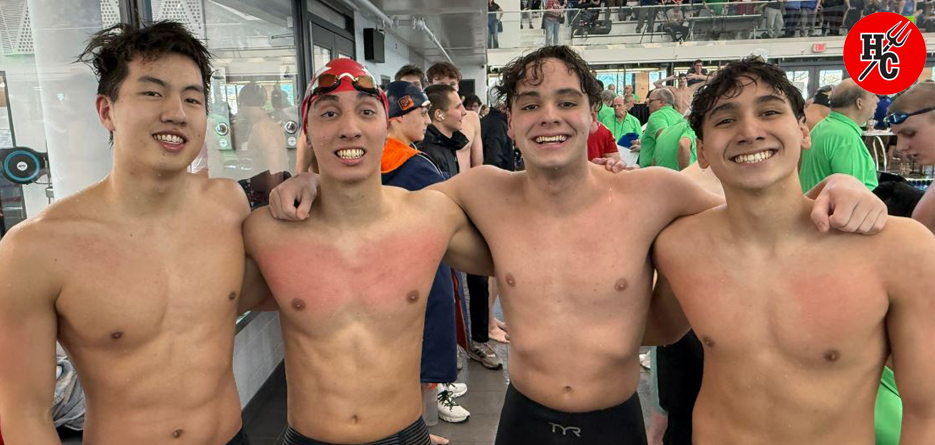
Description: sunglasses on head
885,106,935,126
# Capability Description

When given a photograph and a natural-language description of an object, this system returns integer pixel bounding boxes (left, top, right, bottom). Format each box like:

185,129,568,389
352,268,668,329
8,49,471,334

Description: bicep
887,229,935,416
437,193,494,277
0,238,59,430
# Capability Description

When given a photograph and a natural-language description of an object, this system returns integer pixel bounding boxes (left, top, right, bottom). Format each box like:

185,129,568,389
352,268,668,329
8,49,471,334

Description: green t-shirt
654,120,696,171
875,366,901,445
799,111,878,192
639,105,683,168
597,105,615,129
604,112,643,141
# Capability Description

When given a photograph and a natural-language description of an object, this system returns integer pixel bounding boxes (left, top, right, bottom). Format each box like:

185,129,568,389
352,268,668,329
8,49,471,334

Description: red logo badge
843,12,926,95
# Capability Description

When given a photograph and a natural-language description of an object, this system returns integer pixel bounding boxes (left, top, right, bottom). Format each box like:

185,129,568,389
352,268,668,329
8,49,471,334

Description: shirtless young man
887,81,935,233
244,59,493,445
651,57,935,445
0,23,252,444
272,46,887,444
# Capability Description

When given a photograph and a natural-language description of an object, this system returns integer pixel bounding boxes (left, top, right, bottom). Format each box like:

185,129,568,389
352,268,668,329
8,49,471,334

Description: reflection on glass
314,45,333,73
819,70,843,88
150,0,298,181
786,71,809,99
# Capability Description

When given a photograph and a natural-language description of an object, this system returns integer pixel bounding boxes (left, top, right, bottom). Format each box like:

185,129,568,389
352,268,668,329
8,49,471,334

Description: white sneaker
456,346,464,371
441,382,467,398
468,341,503,370
437,390,470,423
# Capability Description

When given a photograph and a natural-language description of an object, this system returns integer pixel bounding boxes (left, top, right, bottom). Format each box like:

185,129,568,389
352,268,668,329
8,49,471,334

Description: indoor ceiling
355,0,488,68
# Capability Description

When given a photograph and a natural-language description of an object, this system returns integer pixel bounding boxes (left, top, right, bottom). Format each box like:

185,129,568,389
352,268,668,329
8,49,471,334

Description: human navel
171,429,184,439
291,299,306,311
504,273,516,287
824,349,840,362
614,278,629,292
406,290,420,303
111,331,123,340
562,385,573,393
351,415,359,424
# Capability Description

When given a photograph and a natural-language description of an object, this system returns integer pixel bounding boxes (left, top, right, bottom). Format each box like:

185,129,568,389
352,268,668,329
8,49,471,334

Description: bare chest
255,229,450,330
669,250,889,365
55,224,245,348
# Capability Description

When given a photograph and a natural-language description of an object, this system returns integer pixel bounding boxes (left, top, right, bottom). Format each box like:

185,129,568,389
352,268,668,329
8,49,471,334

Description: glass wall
147,0,300,182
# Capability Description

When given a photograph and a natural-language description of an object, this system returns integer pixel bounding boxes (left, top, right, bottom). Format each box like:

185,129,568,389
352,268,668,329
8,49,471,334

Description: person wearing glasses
246,58,493,445
800,79,880,193
887,81,935,233
639,88,684,167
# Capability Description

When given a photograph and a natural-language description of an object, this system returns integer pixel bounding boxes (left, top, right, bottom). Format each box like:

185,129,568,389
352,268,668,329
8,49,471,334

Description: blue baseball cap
386,81,430,119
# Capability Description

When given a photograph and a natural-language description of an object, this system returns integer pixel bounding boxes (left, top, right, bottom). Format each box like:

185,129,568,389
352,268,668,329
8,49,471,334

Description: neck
101,161,192,218
433,123,454,139
616,113,626,121
388,128,413,146
316,172,387,228
833,108,863,125
722,175,815,247
522,155,596,213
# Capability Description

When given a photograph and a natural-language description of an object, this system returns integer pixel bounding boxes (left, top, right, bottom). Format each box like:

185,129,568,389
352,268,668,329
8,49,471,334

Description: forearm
803,173,849,199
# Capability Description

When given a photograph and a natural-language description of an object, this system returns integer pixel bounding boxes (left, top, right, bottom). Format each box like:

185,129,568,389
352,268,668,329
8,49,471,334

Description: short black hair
77,21,212,104
425,84,456,119
492,45,602,113
463,94,482,108
689,56,805,140
395,64,425,83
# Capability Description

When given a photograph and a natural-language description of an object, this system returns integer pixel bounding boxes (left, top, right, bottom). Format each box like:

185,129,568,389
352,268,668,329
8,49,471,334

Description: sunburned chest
255,230,450,322
672,253,889,365
55,227,245,348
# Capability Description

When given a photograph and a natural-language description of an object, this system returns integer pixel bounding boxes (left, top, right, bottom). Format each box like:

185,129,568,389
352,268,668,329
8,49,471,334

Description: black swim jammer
282,418,431,445
495,383,648,445
226,427,250,445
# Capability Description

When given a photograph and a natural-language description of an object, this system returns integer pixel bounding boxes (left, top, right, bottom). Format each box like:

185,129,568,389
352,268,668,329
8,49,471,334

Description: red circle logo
843,12,926,95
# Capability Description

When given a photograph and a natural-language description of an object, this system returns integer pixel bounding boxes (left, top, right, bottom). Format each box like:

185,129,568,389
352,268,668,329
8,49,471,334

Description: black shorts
226,427,250,445
495,384,648,445
282,418,431,445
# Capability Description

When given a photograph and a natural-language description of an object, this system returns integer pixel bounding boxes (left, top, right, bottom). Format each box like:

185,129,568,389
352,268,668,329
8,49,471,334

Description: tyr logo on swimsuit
548,422,582,437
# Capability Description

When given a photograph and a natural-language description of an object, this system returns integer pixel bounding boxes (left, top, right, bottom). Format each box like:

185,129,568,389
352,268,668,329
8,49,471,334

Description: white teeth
535,135,568,143
733,150,774,164
154,133,184,144
336,148,364,159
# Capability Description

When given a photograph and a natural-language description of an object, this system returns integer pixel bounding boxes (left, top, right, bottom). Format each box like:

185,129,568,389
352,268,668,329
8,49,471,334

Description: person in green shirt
639,88,683,167
654,119,696,170
605,95,643,141
623,84,641,103
597,89,616,129
799,79,880,192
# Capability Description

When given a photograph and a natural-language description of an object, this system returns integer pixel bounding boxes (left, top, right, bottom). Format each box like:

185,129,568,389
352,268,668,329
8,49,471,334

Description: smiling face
307,89,387,183
96,53,207,173
696,76,811,192
507,58,595,171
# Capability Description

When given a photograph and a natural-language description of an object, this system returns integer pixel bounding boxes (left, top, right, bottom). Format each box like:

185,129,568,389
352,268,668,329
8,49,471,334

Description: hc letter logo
859,32,902,81
548,422,582,437
844,12,924,95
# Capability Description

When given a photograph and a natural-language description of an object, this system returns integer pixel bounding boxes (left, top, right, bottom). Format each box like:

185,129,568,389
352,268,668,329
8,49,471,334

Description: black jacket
480,108,514,171
417,124,469,179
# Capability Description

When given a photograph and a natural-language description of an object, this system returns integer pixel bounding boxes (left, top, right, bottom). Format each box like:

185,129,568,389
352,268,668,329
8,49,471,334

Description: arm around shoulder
0,224,66,444
429,189,494,277
883,219,935,443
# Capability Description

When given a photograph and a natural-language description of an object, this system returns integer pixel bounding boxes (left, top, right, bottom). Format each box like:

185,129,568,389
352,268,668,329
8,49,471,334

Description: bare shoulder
872,216,935,262
442,164,517,198
656,205,725,252
465,110,481,128
200,176,250,221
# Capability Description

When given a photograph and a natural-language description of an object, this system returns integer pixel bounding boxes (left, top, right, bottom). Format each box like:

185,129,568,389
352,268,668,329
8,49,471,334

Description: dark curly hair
492,45,602,113
689,56,805,140
77,21,212,105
